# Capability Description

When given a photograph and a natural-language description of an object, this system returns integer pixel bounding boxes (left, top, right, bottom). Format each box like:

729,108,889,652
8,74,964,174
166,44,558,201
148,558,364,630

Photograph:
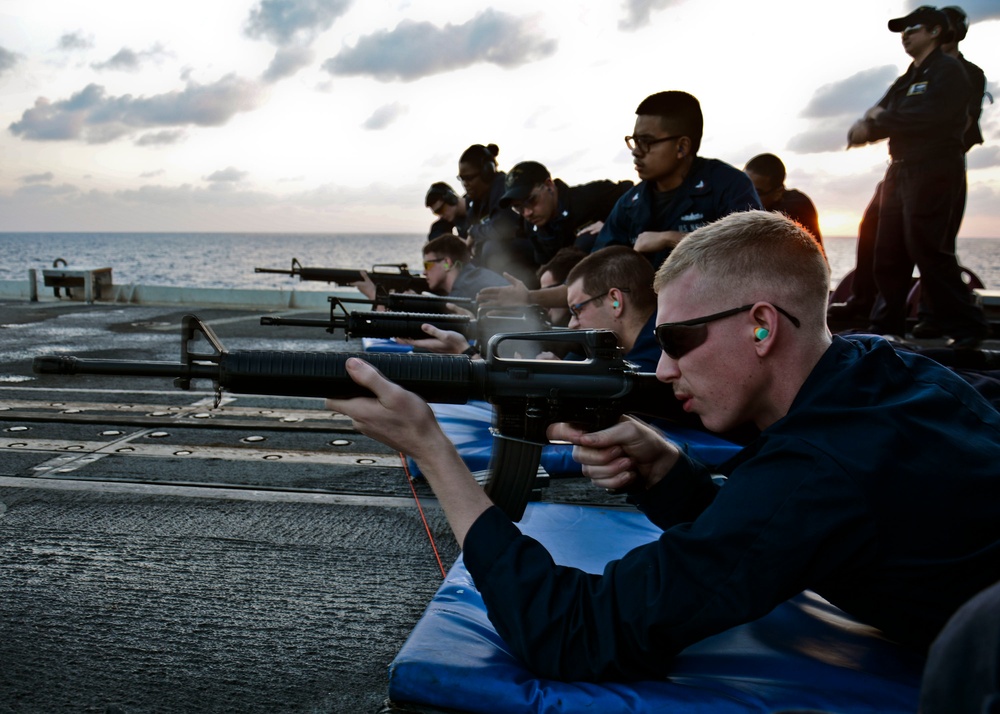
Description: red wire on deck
399,453,447,579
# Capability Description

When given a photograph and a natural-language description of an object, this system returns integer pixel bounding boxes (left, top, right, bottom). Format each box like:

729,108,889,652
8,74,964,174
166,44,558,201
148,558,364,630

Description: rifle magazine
483,432,544,522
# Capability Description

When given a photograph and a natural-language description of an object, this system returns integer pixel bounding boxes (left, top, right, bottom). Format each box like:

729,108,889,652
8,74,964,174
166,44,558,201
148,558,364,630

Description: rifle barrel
259,316,336,328
386,294,475,313
32,355,219,379
259,311,473,339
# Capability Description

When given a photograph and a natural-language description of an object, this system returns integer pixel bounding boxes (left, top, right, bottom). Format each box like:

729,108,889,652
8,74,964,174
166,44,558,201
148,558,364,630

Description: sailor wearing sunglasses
330,210,1000,682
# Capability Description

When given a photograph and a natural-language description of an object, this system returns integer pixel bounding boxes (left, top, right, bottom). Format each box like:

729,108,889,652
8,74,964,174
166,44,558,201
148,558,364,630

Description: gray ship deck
0,297,620,713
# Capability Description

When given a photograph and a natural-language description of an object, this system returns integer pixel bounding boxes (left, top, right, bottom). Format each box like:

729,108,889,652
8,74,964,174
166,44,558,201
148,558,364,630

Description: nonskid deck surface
0,299,616,713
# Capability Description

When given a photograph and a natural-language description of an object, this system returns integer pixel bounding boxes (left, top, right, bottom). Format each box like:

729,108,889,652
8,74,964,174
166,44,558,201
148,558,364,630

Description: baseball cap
499,161,551,208
888,6,953,41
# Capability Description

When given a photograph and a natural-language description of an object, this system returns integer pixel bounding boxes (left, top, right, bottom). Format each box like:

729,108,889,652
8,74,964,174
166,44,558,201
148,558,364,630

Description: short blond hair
654,211,830,323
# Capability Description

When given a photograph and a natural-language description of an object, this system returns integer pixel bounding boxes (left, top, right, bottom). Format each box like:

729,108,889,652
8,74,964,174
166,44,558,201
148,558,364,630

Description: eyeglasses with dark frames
511,185,545,215
624,134,682,154
568,288,630,319
423,257,447,272
457,172,480,185
654,303,801,359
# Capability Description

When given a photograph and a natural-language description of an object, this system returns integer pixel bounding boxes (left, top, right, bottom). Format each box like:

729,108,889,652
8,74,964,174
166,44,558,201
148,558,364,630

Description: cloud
0,178,417,232
57,31,94,52
246,0,351,82
903,0,1000,22
205,167,248,183
362,102,407,130
967,0,1000,21
322,9,557,82
968,145,1000,170
786,123,853,154
967,1,1000,22
140,169,166,178
92,44,170,72
967,184,1000,219
0,46,19,75
245,0,352,46
790,66,903,153
8,75,262,143
801,66,899,119
262,46,314,82
13,182,77,198
135,129,186,146
21,172,54,184
618,0,685,31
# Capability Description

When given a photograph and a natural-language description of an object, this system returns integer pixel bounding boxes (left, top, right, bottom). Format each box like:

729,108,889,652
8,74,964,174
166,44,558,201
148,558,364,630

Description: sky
0,0,999,238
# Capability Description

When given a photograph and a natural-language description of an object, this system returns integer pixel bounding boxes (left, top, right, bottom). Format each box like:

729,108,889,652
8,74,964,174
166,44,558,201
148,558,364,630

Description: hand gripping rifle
254,258,430,294
32,315,698,521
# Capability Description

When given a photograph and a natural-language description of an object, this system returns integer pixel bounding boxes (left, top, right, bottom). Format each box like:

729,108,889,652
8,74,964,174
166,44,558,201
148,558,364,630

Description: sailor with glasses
421,234,509,301
424,182,469,241
456,143,539,290
498,160,633,264
590,90,761,270
562,246,661,370
329,210,1000,682
478,91,760,317
847,5,988,348
830,6,989,337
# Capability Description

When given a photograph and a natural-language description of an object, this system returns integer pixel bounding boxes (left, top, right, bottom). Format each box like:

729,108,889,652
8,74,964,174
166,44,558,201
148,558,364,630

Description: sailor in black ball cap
847,6,989,349
498,160,633,265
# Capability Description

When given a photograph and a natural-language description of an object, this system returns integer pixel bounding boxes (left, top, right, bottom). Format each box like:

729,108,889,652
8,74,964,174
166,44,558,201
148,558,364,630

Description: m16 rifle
338,292,476,314
33,315,699,521
259,296,549,350
255,258,430,294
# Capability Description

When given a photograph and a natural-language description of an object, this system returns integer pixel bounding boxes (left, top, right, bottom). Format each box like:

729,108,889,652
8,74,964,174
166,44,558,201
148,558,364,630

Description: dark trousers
918,157,969,322
870,157,987,337
849,182,882,312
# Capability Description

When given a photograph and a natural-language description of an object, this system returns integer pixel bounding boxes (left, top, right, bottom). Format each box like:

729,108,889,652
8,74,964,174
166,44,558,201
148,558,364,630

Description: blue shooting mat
362,337,413,353
406,402,743,478
388,502,924,713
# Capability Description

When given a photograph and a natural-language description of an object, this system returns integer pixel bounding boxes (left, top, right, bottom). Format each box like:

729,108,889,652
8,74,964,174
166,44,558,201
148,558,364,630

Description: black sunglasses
654,303,801,359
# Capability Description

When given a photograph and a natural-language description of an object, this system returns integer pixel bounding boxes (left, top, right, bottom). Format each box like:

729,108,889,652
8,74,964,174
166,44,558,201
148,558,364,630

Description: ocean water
0,232,429,293
1,232,1000,292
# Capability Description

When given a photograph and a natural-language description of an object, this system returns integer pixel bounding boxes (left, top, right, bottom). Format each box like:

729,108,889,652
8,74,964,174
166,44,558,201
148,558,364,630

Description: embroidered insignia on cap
694,181,705,189
907,82,928,96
